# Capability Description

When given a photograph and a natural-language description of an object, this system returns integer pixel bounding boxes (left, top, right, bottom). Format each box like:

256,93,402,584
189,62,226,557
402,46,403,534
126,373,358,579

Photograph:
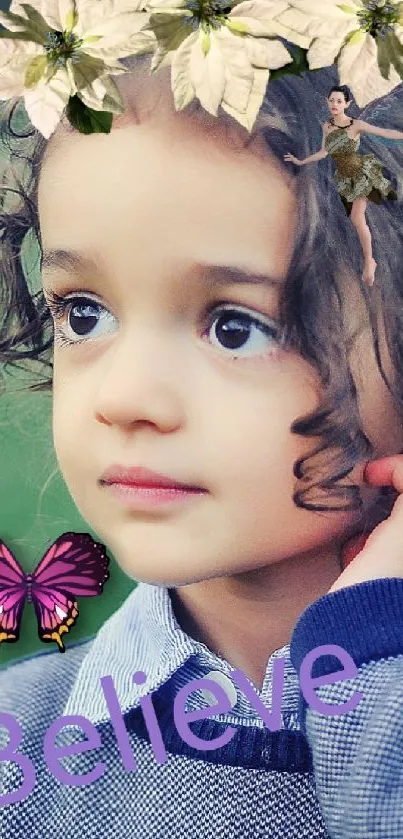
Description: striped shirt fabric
0,577,402,838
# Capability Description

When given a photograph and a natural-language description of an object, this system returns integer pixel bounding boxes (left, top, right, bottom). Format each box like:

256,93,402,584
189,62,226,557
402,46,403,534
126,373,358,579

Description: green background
0,377,135,669
0,2,136,665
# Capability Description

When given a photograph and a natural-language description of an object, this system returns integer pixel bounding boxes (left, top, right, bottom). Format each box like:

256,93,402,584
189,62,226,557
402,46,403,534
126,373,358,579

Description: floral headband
0,0,402,139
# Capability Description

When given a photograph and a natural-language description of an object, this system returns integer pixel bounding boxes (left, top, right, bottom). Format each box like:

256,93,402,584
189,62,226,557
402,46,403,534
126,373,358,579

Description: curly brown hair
1,60,403,516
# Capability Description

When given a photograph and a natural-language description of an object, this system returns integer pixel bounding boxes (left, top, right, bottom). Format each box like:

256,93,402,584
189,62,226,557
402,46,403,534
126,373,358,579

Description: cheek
206,360,321,488
51,373,84,476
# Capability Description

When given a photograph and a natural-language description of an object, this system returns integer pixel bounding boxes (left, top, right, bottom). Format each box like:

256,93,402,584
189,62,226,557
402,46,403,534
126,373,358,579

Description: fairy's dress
324,119,397,216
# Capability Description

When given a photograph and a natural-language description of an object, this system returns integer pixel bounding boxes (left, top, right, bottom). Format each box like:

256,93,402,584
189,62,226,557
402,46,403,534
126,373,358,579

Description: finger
364,455,403,492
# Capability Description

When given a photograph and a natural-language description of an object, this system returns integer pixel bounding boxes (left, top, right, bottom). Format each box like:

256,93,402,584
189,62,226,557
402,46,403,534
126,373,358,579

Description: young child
1,54,403,839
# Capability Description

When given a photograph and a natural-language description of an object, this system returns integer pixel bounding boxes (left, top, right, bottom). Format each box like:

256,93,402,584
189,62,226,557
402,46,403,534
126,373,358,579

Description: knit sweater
0,577,402,839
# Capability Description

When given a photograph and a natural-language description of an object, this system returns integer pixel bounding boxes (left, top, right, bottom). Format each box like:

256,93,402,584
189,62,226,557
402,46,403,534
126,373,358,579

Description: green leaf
66,94,113,134
20,4,55,39
0,5,53,44
0,9,33,29
0,28,44,44
69,54,107,88
150,46,168,72
44,62,58,82
24,53,48,87
381,31,403,80
102,92,124,114
269,44,311,82
103,77,125,113
147,12,193,52
377,34,391,79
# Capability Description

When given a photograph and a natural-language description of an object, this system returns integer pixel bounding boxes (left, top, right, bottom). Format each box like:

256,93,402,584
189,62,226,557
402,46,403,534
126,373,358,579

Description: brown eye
205,306,281,359
48,294,117,346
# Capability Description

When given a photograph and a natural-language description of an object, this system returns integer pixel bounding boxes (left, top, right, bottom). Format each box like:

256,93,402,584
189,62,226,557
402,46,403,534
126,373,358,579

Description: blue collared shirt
2,577,403,838
0,582,329,838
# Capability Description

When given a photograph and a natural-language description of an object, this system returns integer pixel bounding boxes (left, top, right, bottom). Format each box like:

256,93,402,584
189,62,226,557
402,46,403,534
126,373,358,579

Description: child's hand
329,455,403,593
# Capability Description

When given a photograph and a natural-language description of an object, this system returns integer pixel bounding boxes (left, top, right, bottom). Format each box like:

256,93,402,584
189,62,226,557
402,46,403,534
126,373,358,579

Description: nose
94,326,185,433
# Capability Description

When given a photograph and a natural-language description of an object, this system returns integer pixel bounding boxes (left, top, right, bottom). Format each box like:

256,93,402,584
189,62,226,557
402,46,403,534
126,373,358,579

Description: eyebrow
42,249,96,274
41,248,283,288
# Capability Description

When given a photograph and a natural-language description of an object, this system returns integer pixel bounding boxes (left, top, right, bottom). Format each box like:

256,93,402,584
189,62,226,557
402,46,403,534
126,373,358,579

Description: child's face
38,109,400,587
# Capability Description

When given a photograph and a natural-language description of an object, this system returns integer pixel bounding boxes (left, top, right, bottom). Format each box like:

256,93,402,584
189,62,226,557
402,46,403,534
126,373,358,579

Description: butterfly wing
0,541,27,647
31,532,110,652
30,588,79,654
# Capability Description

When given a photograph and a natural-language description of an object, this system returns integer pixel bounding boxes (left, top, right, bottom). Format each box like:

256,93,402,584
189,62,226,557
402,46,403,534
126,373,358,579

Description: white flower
276,0,403,106
137,0,311,130
0,0,155,137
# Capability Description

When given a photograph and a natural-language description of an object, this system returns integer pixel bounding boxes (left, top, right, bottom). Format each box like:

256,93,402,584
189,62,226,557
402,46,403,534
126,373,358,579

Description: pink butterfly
0,532,110,653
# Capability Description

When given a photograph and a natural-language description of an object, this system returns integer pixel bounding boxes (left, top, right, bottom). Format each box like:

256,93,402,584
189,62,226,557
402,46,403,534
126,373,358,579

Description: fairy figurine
284,84,403,287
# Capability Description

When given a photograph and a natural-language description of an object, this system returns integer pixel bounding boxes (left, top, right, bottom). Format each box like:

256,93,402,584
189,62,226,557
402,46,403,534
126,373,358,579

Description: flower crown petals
146,11,194,55
3,0,77,39
223,71,256,115
10,0,76,33
149,1,189,10
1,0,403,135
226,0,309,43
247,38,293,71
23,64,71,137
171,30,197,109
221,64,268,129
64,0,146,37
191,31,227,116
69,55,108,90
146,0,304,129
20,2,59,36
0,7,51,42
0,39,41,98
278,0,403,107
151,45,173,72
337,29,402,105
78,74,125,113
76,10,151,49
219,55,255,114
0,0,153,134
219,33,292,127
218,26,255,91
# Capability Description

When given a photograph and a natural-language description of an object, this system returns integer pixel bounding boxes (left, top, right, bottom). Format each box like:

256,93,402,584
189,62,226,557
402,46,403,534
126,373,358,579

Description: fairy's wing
30,532,110,653
0,541,27,647
310,66,403,135
358,84,403,129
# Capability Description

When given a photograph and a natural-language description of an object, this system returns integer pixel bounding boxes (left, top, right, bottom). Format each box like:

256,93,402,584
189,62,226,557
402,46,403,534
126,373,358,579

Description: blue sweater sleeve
290,578,403,839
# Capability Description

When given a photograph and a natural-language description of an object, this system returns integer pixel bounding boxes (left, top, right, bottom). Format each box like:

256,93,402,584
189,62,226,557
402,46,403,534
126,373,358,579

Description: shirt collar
63,582,297,725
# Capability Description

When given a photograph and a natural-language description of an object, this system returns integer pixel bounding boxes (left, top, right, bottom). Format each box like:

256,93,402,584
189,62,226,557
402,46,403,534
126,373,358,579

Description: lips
100,464,204,491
